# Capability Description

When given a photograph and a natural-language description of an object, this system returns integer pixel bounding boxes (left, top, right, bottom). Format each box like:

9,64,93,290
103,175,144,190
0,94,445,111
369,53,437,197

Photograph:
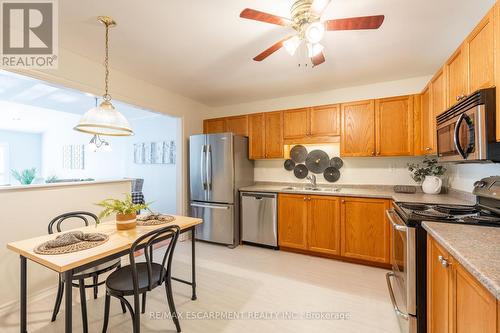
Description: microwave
436,88,500,163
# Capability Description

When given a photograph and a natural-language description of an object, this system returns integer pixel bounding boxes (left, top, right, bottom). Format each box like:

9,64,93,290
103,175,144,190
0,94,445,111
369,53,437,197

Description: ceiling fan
240,0,385,67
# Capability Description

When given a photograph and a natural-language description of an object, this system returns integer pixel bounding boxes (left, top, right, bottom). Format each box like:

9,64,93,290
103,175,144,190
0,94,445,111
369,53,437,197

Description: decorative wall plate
324,167,341,182
329,157,343,169
305,150,329,174
290,145,308,163
284,159,295,171
293,164,309,179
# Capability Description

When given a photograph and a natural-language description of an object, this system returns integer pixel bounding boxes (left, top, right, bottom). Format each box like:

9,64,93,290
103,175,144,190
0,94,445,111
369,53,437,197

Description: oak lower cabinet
279,194,389,266
427,235,498,333
340,197,391,264
278,194,308,250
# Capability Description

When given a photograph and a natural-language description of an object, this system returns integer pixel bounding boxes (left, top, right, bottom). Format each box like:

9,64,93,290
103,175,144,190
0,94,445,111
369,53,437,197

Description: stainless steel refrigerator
189,133,254,247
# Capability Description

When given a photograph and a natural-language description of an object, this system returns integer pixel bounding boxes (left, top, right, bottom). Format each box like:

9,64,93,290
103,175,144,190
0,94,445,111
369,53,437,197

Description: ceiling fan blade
311,0,331,15
253,36,293,62
240,8,291,27
311,51,326,67
325,15,385,31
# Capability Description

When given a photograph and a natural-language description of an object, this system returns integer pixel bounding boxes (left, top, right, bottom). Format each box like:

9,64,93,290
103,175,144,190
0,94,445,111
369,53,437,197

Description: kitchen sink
281,186,341,192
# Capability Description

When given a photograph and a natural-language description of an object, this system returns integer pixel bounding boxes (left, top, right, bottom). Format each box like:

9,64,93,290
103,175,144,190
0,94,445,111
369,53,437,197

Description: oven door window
455,113,476,158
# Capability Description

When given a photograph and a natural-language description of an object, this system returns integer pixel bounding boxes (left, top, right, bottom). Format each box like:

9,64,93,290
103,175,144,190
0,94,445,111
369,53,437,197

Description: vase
421,176,442,195
116,213,137,230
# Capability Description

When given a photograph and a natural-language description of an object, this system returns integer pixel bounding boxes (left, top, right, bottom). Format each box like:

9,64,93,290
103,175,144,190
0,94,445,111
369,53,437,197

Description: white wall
124,115,179,214
0,130,41,184
447,164,500,192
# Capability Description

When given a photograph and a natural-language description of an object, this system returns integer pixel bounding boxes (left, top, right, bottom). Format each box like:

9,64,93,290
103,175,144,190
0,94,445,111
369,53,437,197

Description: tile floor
0,241,400,332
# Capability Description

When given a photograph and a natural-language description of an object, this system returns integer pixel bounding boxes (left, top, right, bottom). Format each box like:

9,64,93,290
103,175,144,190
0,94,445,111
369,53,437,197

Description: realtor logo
1,0,58,68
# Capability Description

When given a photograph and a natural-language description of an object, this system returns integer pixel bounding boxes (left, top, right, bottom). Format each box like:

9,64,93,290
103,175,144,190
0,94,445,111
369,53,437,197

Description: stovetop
394,202,500,227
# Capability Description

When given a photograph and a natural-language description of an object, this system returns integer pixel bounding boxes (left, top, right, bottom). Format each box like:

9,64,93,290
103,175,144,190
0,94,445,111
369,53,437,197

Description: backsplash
447,163,500,192
254,143,424,186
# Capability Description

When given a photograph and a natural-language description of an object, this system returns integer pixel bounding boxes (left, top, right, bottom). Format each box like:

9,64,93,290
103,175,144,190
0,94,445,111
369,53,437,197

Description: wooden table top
7,215,202,273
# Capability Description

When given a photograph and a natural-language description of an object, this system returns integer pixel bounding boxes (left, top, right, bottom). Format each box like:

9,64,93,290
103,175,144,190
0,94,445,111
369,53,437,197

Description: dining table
7,215,203,333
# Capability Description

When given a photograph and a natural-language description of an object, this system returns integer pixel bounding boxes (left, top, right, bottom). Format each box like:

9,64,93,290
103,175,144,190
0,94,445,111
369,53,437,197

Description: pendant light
87,98,112,152
74,16,133,136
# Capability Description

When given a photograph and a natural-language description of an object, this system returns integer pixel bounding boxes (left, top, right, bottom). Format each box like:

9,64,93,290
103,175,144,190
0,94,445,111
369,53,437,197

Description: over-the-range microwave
436,88,500,163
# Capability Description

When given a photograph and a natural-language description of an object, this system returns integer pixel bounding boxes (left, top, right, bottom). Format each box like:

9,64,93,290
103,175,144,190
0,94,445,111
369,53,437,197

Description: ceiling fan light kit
74,16,134,137
240,0,384,67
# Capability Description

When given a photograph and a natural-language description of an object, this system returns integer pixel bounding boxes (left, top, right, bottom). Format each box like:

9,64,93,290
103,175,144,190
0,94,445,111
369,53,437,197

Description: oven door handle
386,209,407,232
386,271,410,320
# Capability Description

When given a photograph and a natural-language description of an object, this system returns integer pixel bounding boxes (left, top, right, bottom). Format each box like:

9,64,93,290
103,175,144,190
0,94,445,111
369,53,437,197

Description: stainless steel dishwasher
240,192,278,248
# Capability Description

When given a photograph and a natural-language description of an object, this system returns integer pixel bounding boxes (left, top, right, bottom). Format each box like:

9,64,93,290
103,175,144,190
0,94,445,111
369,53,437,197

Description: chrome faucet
306,175,317,188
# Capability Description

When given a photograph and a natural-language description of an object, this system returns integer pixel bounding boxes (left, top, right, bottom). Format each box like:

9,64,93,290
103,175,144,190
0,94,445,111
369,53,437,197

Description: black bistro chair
48,212,126,333
102,225,181,333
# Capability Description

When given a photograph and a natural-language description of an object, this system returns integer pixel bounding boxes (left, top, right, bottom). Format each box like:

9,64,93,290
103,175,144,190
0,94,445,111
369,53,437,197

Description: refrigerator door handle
207,144,213,190
200,145,207,191
190,203,230,210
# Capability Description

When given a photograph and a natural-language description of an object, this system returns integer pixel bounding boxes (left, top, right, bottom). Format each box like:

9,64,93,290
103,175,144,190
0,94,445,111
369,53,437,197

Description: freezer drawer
241,192,278,248
190,202,235,245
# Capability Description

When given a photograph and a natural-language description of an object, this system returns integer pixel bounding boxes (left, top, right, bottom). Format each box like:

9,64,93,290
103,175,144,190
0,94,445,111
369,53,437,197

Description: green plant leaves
407,157,447,183
95,193,151,222
11,168,37,185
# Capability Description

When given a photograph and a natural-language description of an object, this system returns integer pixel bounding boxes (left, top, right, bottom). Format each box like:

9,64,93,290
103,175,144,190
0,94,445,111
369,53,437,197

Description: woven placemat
34,231,109,255
137,214,175,226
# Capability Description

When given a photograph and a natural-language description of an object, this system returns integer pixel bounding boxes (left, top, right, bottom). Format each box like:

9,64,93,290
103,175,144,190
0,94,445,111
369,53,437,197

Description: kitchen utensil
305,150,329,174
290,145,308,163
293,164,308,179
323,167,340,182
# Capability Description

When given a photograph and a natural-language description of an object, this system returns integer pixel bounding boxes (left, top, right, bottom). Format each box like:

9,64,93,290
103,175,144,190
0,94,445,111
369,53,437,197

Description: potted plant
96,194,150,230
408,157,447,194
11,168,37,185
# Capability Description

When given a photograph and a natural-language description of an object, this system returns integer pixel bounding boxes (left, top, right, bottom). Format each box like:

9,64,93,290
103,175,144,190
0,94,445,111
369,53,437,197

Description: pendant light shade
74,16,133,136
75,100,133,136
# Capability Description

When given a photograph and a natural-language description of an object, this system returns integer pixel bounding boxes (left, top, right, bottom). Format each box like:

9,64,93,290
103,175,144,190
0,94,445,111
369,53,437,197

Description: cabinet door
340,197,390,263
431,68,447,116
204,118,226,134
467,9,494,93
310,104,340,136
427,236,452,333
446,45,468,108
420,86,436,154
278,194,308,250
226,115,248,136
308,195,341,255
283,108,309,139
340,100,375,157
375,96,414,156
248,113,265,159
264,111,284,158
453,262,497,333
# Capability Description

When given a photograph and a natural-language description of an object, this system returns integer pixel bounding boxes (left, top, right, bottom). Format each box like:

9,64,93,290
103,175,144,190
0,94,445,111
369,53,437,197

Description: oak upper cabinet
427,235,498,333
466,8,495,94
309,104,341,136
203,118,226,134
427,236,452,333
278,194,308,250
283,108,309,139
446,44,468,108
418,86,436,155
248,113,265,159
431,67,447,117
453,262,497,333
264,111,284,158
375,95,414,156
307,195,341,256
340,197,391,264
341,100,376,157
226,115,248,136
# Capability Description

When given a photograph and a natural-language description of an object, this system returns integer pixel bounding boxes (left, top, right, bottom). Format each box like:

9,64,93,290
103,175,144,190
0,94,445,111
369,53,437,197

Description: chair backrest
131,178,144,192
129,225,180,293
48,211,98,234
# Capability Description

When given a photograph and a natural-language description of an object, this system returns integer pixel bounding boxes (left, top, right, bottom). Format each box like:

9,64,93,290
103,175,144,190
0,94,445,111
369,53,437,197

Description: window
0,143,8,185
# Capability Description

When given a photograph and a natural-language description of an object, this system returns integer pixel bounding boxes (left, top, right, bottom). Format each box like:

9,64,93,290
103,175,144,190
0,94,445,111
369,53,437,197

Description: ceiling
0,71,166,133
58,0,496,106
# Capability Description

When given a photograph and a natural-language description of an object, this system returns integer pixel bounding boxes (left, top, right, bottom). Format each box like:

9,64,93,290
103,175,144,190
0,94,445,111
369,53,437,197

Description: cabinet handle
376,151,380,156
371,151,375,156
425,147,432,151
341,199,345,203
303,197,307,201
438,255,450,268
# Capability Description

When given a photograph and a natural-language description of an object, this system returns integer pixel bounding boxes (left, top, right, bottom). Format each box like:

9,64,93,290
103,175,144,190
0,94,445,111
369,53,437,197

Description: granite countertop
423,222,500,299
239,183,474,205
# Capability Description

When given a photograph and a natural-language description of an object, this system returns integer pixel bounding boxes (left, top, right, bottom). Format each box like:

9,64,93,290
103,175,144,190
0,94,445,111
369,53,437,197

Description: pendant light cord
103,22,111,102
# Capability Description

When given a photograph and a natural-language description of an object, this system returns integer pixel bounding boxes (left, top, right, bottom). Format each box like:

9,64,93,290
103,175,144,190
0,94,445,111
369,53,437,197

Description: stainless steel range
386,176,500,333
